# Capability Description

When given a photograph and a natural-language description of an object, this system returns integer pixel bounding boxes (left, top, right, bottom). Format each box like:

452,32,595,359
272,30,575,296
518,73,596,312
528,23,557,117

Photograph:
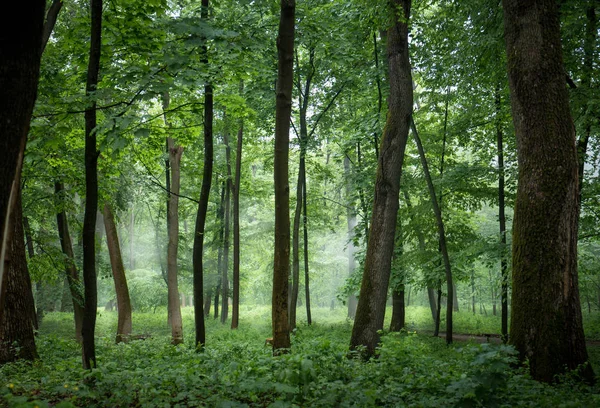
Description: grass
1,306,599,407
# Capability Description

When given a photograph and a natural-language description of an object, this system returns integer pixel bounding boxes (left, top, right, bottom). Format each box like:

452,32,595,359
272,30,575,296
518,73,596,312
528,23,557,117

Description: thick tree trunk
390,288,405,332
103,203,132,343
192,0,212,348
272,0,295,354
55,182,84,342
0,1,45,319
503,0,593,383
81,0,102,370
410,118,453,345
166,137,184,345
0,196,38,363
350,0,413,358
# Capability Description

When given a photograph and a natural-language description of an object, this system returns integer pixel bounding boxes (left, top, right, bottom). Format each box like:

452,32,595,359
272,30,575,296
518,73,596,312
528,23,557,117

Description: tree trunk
231,118,243,329
214,279,220,320
22,216,39,330
290,161,302,330
129,204,135,270
302,160,311,325
166,137,184,345
103,203,132,343
390,288,405,332
0,1,45,321
81,0,102,370
55,182,84,342
0,195,38,364
343,157,358,319
453,283,459,312
272,0,295,354
496,85,509,343
192,0,212,348
503,0,593,382
410,118,453,345
433,287,442,337
221,125,232,324
350,0,413,358
204,285,212,317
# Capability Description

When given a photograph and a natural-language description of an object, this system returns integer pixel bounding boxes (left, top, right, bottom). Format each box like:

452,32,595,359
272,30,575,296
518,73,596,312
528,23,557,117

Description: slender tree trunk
350,0,413,357
410,118,453,345
129,204,135,270
192,0,212,348
302,160,311,325
356,142,370,241
343,157,358,319
272,0,295,354
433,287,442,337
0,195,38,363
22,216,39,330
166,137,184,345
471,269,476,315
221,129,232,324
390,288,405,332
231,120,243,329
503,0,593,383
0,1,45,322
290,162,302,330
103,203,132,343
204,286,212,317
55,182,84,342
453,283,459,312
81,0,102,370
496,85,509,343
214,279,220,320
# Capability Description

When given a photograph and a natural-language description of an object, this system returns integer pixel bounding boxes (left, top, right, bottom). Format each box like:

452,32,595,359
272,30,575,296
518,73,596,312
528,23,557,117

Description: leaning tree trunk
350,0,413,358
103,203,132,343
272,0,295,354
0,195,38,364
167,137,184,345
0,1,45,319
81,0,102,370
55,182,84,342
192,0,212,349
410,118,453,345
502,0,593,383
289,159,303,330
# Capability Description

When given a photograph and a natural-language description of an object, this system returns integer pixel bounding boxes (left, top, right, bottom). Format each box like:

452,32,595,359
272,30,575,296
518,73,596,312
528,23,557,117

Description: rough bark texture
81,0,102,370
0,1,45,318
389,289,405,332
0,196,38,364
167,137,184,345
55,182,84,342
350,0,413,357
503,0,594,382
103,203,132,343
272,0,295,354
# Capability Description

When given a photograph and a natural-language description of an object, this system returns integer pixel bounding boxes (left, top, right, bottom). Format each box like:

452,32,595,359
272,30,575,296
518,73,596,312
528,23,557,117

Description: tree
103,203,133,343
0,2,45,317
272,0,295,354
192,0,214,349
502,0,594,382
350,0,413,358
81,0,103,370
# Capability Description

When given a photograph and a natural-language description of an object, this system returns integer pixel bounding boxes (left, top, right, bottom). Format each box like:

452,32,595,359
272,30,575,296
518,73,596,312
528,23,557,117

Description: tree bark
350,0,413,358
302,161,311,325
503,0,593,382
290,161,303,330
390,288,405,332
167,137,184,345
272,0,295,354
410,118,453,345
55,182,84,342
103,203,132,343
0,195,38,364
22,216,39,330
81,0,102,370
344,157,358,319
0,1,45,319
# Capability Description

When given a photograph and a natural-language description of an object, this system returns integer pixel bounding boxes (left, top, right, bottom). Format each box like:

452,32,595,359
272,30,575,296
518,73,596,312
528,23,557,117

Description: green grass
1,306,599,407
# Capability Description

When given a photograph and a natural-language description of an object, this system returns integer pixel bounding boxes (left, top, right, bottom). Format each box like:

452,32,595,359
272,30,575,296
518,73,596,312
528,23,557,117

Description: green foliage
2,309,599,407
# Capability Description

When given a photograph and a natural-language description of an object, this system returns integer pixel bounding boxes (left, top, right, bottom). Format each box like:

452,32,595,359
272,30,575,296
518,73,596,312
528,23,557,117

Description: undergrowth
1,307,599,407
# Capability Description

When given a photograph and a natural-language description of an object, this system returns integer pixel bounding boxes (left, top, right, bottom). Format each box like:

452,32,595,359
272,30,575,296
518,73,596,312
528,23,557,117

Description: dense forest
1,0,600,406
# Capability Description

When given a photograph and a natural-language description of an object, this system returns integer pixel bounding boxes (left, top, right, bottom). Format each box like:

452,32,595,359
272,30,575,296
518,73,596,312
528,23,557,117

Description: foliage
1,308,599,407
